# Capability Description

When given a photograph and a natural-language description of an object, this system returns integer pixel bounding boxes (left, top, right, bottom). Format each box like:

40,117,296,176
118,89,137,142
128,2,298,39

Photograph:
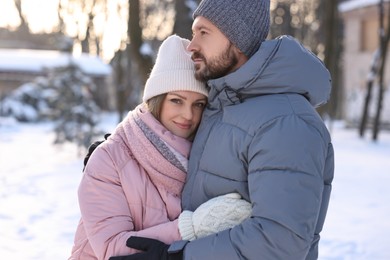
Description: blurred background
0,0,389,147
0,1,390,259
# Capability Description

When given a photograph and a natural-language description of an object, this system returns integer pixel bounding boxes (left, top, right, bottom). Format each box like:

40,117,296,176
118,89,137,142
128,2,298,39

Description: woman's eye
170,98,181,104
195,102,206,108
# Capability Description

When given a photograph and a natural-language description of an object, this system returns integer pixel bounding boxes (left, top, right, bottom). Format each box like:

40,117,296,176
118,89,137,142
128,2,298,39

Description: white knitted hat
142,35,208,102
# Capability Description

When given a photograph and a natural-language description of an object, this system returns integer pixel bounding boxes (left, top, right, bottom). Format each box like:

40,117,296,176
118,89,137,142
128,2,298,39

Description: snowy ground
0,115,389,260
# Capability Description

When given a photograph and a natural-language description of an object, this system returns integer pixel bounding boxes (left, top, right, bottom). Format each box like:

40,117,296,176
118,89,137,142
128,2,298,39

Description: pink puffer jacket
69,105,190,260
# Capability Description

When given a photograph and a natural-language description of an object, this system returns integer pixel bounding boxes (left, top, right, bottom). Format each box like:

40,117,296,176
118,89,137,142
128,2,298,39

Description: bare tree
360,0,390,140
317,0,342,128
13,0,29,32
58,0,108,55
270,0,322,49
111,48,132,121
127,0,153,85
373,0,390,140
359,50,380,137
4,0,69,50
172,0,197,39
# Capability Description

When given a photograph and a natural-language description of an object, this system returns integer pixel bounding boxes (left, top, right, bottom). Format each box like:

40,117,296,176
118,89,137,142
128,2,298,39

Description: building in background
339,0,390,126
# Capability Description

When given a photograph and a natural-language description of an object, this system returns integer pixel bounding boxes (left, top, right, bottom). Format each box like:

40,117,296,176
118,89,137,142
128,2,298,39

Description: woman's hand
178,193,252,240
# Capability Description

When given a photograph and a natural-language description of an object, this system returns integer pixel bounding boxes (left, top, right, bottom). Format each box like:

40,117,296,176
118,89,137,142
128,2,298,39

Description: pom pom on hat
194,0,270,58
142,35,208,102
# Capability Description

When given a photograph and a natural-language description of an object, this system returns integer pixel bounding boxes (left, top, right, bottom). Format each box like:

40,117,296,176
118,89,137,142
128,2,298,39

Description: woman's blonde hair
145,94,167,121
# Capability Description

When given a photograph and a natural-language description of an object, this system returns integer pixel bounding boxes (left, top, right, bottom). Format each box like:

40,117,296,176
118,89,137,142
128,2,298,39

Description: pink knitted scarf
118,105,189,197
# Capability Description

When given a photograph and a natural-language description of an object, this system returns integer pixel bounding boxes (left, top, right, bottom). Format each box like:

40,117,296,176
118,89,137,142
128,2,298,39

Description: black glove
83,133,111,171
109,236,184,260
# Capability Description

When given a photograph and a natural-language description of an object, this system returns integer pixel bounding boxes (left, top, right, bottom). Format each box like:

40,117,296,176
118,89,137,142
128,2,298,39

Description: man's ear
233,45,249,63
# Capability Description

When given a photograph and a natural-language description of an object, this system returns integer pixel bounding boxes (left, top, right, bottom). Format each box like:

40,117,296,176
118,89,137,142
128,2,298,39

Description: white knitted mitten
178,193,252,241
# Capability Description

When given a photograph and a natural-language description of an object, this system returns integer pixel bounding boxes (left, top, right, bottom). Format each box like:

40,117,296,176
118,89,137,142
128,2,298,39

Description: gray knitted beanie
193,0,270,58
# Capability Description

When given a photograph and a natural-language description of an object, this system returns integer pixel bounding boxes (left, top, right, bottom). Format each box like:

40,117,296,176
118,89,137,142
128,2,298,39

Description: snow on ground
0,115,389,260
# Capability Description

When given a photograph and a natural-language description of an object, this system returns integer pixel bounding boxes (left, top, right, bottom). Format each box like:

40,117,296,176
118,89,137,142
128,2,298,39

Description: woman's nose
181,106,193,120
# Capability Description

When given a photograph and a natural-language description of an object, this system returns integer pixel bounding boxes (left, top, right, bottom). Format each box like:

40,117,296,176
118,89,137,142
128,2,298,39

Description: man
114,0,334,259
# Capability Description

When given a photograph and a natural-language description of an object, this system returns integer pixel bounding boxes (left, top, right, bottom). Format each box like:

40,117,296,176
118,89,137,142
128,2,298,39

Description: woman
69,35,251,260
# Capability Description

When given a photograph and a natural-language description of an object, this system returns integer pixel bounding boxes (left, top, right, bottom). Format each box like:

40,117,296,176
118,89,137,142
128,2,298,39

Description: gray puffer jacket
178,35,334,259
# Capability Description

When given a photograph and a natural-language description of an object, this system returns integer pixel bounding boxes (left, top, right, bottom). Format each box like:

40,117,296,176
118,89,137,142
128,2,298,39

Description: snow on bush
0,63,102,148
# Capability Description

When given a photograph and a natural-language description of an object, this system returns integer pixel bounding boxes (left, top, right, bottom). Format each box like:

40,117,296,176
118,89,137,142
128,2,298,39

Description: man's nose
187,39,198,52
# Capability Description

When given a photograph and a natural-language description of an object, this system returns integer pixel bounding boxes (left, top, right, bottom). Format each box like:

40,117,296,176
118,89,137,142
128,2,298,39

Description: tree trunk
172,0,193,39
113,50,126,121
128,0,153,85
359,78,375,137
373,1,390,140
360,1,385,138
13,0,29,32
125,0,154,110
318,0,340,125
81,14,92,53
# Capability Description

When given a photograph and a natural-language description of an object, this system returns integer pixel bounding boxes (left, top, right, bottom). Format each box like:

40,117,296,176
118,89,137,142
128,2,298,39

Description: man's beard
192,43,239,82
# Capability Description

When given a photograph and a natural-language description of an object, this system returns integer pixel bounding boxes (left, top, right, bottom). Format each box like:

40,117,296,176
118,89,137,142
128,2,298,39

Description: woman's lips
175,122,191,129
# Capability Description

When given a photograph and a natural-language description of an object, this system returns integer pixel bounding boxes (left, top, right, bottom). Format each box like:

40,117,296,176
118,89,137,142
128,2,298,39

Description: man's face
188,16,248,82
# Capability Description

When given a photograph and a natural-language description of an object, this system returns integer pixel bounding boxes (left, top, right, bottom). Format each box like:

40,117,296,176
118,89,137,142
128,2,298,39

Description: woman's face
160,91,207,139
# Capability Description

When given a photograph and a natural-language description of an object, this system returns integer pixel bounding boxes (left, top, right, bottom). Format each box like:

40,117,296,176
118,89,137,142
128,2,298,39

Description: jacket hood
207,35,332,108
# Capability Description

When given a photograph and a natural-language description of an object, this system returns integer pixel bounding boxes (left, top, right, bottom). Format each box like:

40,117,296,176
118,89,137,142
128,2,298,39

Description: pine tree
1,61,102,149
47,62,101,148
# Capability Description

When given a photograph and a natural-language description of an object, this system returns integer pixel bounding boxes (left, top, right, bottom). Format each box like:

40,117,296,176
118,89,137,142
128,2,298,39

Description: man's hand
109,237,183,260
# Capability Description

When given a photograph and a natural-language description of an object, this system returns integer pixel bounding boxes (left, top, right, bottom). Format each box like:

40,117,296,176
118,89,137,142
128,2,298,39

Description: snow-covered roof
0,49,112,76
339,0,390,13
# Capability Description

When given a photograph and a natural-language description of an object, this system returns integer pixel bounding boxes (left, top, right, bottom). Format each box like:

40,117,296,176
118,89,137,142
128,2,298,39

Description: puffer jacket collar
207,35,332,109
